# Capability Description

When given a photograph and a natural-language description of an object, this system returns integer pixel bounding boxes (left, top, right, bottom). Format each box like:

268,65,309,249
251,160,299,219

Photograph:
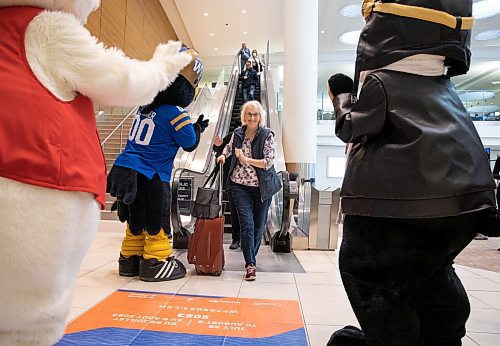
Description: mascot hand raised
194,114,210,133
0,1,191,345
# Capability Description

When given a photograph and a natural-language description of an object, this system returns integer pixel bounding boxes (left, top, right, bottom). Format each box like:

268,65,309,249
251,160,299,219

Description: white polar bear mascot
0,1,192,344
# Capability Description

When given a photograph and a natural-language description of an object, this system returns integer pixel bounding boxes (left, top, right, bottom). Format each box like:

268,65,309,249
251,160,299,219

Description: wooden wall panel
85,0,178,60
124,0,144,59
141,0,159,59
100,0,127,49
86,5,102,40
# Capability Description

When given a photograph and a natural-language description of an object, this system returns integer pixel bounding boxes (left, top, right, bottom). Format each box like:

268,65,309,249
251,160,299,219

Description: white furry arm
25,11,192,106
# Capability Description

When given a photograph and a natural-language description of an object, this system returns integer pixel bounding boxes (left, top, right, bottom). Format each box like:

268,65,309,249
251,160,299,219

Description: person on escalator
249,49,265,76
241,60,259,101
107,47,210,282
213,133,241,250
216,101,282,281
237,42,251,73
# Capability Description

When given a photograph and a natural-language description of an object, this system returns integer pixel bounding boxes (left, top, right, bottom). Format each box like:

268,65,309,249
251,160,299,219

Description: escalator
170,49,293,253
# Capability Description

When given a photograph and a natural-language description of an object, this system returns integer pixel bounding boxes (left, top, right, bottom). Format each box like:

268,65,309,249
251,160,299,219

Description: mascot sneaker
140,257,187,282
118,254,142,277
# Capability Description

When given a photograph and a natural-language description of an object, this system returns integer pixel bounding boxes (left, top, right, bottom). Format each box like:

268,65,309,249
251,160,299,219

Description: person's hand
216,155,226,164
243,76,248,79
195,114,209,133
213,135,223,146
235,148,248,164
328,73,354,97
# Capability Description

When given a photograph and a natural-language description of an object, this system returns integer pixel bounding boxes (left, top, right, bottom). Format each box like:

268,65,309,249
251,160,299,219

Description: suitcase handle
218,162,223,217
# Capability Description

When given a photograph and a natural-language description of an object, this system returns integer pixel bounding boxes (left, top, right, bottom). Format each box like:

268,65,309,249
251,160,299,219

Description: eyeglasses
245,112,260,117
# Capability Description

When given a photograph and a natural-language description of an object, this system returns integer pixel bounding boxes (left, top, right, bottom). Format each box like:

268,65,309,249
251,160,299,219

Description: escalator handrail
260,45,292,241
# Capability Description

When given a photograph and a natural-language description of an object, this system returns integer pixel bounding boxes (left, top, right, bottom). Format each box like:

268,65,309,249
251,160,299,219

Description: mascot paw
106,165,138,204
154,41,192,81
327,326,366,346
140,257,187,282
110,200,129,222
195,114,209,133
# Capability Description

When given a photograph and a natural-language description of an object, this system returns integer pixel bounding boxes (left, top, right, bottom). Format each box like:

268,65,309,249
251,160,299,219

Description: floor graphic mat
58,290,307,345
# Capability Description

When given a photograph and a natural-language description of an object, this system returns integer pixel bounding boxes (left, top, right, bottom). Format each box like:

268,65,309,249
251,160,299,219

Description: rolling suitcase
187,164,225,275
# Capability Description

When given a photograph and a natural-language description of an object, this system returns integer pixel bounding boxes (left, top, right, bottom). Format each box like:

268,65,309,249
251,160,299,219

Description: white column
282,0,318,178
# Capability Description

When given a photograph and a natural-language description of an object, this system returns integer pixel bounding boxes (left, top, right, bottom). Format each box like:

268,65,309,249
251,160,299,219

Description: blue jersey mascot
107,47,208,282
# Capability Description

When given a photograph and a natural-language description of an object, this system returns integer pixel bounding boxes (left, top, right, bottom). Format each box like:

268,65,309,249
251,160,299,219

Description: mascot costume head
0,0,192,344
327,1,497,345
107,46,210,283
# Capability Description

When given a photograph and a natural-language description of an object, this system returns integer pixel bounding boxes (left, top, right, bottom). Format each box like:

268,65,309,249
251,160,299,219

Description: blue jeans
230,183,271,267
242,84,255,101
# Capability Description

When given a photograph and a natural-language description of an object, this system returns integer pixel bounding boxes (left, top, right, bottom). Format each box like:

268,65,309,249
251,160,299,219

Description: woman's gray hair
240,100,266,128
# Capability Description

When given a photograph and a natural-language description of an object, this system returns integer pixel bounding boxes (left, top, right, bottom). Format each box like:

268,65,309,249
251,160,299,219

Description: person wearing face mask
249,49,265,75
216,101,281,281
240,60,259,101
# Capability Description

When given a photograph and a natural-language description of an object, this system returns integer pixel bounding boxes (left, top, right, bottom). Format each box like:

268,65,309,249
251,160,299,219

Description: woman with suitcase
217,101,282,280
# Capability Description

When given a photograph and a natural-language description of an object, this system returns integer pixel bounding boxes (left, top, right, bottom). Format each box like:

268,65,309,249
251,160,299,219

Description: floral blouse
222,131,276,187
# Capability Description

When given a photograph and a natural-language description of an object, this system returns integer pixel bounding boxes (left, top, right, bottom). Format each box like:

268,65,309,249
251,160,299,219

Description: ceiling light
340,4,362,17
242,10,247,14
339,30,361,45
491,81,500,85
214,48,218,51
474,29,500,41
473,0,500,19
209,33,214,37
203,12,208,16
243,31,248,35
320,30,326,34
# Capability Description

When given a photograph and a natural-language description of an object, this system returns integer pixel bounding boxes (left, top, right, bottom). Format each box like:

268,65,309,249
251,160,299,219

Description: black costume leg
128,173,148,235
161,182,172,236
337,213,479,346
139,174,186,281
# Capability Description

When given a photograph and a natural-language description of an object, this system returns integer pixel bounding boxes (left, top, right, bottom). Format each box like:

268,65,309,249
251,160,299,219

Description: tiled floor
68,224,500,346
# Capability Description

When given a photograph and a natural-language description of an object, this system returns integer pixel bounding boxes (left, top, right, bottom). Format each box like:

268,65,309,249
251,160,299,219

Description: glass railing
458,90,500,122
315,89,499,122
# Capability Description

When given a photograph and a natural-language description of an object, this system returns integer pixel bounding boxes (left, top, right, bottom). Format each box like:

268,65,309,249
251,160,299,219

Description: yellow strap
170,113,189,126
174,119,192,131
363,1,474,30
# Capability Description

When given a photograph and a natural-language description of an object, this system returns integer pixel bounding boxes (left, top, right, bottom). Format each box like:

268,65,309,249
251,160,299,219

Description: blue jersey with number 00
114,104,197,182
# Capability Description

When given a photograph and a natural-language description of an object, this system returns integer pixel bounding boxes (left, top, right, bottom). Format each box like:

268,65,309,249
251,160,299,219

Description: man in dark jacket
241,60,258,102
327,1,497,345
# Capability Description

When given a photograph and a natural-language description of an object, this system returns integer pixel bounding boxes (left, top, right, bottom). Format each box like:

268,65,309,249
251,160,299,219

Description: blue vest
228,126,282,201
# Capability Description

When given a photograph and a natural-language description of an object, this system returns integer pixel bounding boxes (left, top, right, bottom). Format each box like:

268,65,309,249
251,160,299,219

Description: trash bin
308,186,340,250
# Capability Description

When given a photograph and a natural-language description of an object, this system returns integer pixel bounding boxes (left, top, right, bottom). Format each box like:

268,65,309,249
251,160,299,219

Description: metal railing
100,107,138,151
259,43,292,252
